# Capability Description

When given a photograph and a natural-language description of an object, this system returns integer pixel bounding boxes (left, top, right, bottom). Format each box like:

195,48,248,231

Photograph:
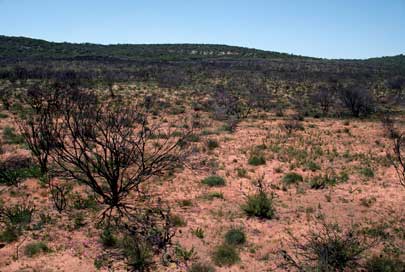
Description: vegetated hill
0,35,404,86
0,35,310,61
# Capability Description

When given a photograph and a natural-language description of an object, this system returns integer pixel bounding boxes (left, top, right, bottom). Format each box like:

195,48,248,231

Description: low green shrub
365,255,405,272
202,176,226,187
189,262,216,272
224,227,246,246
248,155,266,166
212,243,240,267
24,241,50,257
242,191,275,219
282,172,303,185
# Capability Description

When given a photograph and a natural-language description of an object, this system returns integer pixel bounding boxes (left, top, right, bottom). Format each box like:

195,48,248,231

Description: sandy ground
0,101,404,271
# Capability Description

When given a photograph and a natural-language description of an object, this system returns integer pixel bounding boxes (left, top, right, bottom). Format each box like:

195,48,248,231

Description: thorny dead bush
382,115,405,188
46,90,191,218
339,86,375,117
211,84,251,132
49,180,71,213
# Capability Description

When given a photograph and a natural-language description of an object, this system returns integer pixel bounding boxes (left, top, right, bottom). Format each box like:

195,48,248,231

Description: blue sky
0,0,404,59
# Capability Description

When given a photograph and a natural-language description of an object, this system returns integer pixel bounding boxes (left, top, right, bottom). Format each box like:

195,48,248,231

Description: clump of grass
188,134,200,142
202,192,224,200
24,241,50,257
306,161,321,171
282,172,303,185
189,262,216,272
365,255,405,272
2,126,25,145
202,176,226,187
282,221,376,271
242,191,275,219
360,167,374,178
309,175,337,189
237,167,247,177
0,227,19,243
0,156,41,186
178,199,193,207
212,244,240,266
121,236,154,271
207,139,219,150
100,227,117,248
248,155,266,166
191,227,205,239
1,203,34,227
170,214,187,227
224,227,246,246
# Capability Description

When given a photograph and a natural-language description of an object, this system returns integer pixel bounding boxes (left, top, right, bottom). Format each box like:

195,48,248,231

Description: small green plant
282,221,376,271
282,172,303,185
306,161,321,171
0,226,19,243
1,203,34,227
248,155,266,166
202,176,226,187
121,236,154,271
224,227,246,246
189,262,216,272
100,227,117,248
0,156,40,186
309,175,337,189
212,243,240,267
170,214,187,227
188,134,200,142
178,199,193,207
175,244,196,264
237,167,247,177
242,191,275,219
207,139,219,150
191,227,205,239
360,167,374,178
2,126,24,145
73,212,86,229
24,241,50,257
360,196,377,207
72,193,99,210
202,192,224,200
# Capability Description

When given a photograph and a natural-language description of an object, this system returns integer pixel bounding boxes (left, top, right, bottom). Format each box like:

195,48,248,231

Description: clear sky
0,0,404,59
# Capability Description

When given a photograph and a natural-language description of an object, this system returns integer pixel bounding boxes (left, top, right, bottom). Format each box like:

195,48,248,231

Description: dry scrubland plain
0,85,404,272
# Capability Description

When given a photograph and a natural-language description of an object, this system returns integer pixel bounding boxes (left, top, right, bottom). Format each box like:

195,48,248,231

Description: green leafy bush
24,241,50,257
282,172,303,185
212,243,240,266
122,236,154,271
100,227,117,248
360,167,374,178
202,176,226,187
170,214,187,227
224,227,246,246
207,139,219,150
306,161,321,171
242,191,275,219
248,155,266,166
309,175,337,189
2,126,24,145
0,227,19,243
